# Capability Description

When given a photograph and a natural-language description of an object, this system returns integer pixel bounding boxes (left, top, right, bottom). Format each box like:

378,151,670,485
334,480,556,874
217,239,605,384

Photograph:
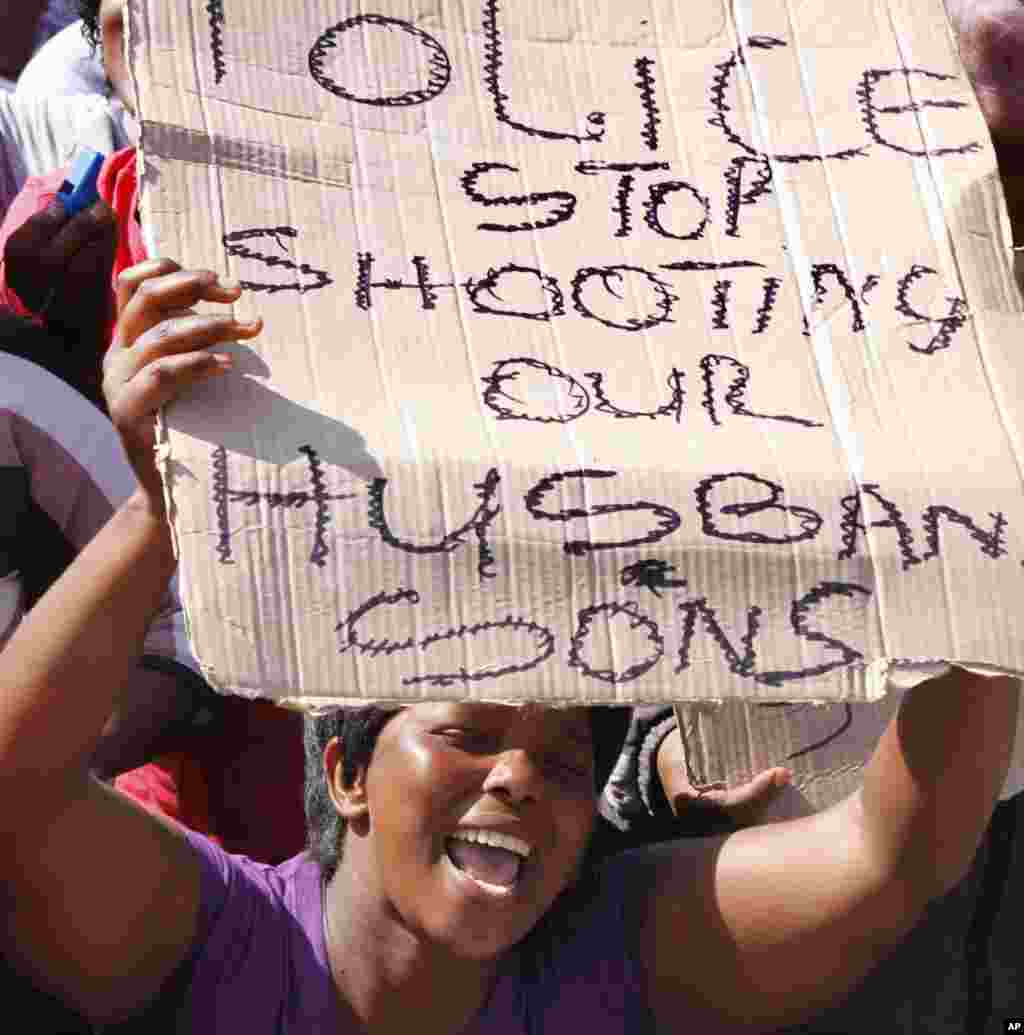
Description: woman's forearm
0,491,176,805
857,666,1019,901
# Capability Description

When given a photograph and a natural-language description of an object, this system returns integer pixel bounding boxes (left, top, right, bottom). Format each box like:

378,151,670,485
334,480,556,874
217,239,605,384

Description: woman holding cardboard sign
0,259,1018,1032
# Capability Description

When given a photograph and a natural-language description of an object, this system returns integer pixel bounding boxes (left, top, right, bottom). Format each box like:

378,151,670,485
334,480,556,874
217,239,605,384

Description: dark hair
303,706,400,882
303,705,631,882
79,1,102,51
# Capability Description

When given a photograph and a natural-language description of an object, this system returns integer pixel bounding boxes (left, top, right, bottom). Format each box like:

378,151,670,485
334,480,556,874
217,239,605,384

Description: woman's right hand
102,259,262,503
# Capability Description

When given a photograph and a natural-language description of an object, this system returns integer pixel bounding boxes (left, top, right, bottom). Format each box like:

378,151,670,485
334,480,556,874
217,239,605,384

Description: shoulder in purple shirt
171,827,651,1035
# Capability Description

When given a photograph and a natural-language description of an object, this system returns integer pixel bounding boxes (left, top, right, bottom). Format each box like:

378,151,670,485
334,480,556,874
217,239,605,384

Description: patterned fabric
598,705,677,833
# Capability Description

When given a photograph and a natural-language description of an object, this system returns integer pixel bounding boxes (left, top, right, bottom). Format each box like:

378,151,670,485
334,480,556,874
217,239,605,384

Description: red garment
115,699,307,865
114,751,214,837
0,147,146,347
2,147,307,865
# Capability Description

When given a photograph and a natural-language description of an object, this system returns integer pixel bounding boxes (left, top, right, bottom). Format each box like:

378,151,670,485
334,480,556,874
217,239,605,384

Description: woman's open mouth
444,828,532,896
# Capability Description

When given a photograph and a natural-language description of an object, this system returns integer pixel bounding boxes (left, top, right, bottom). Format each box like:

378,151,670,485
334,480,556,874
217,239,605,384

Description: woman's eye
436,728,496,751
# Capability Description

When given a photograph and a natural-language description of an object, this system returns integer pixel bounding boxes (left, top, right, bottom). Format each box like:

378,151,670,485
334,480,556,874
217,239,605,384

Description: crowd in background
1,2,1023,1032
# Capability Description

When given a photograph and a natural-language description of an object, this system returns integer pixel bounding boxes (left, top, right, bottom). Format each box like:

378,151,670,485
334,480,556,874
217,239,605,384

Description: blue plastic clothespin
56,148,106,218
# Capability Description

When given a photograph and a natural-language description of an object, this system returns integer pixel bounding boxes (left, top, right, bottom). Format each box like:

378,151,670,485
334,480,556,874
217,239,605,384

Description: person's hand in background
656,727,792,829
3,197,117,395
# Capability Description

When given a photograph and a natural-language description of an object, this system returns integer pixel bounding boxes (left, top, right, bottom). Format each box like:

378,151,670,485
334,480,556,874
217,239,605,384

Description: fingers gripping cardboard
132,0,1024,705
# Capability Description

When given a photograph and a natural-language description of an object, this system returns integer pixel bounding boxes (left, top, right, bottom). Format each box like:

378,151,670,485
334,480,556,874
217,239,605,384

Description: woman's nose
480,749,542,805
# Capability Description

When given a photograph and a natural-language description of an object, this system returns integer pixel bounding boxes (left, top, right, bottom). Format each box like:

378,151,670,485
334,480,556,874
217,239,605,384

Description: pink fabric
0,167,63,321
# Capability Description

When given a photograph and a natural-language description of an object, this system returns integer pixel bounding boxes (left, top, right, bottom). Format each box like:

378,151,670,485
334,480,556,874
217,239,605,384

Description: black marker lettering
756,581,870,686
660,260,764,273
482,358,589,423
355,252,456,311
700,355,823,429
860,274,881,302
696,472,823,544
709,37,867,163
460,162,577,231
570,265,676,331
723,155,772,238
584,367,685,421
367,469,502,580
574,161,670,238
212,442,231,564
758,702,855,760
804,263,866,336
658,260,767,331
643,180,710,241
922,505,1007,562
676,597,762,678
482,0,605,141
211,444,355,566
465,264,565,321
524,469,682,556
309,15,451,106
752,275,782,335
620,559,688,597
610,174,636,237
338,589,556,686
301,445,332,568
223,227,332,294
634,57,661,151
711,279,731,330
207,0,226,84
858,67,981,157
894,263,969,354
838,484,920,570
568,600,664,684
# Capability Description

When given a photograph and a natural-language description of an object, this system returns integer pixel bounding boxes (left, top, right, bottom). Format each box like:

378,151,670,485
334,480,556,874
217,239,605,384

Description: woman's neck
323,867,501,1035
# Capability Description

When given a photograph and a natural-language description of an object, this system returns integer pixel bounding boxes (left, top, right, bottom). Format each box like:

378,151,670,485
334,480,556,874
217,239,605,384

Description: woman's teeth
445,829,532,893
448,828,532,858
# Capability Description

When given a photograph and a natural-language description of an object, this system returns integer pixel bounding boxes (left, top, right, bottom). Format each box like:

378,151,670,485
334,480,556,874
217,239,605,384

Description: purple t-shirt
174,828,650,1034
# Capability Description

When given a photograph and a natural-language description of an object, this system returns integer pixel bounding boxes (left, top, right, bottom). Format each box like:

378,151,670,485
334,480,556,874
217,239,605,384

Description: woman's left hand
102,258,261,503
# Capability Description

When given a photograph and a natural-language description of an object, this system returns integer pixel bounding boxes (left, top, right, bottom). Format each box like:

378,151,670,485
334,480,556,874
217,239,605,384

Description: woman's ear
325,737,369,824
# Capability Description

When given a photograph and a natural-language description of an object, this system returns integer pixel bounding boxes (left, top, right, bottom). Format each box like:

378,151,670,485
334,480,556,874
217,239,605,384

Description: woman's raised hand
102,259,262,501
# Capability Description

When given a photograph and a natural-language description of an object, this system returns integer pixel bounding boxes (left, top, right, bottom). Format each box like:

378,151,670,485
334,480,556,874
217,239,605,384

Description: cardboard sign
133,0,1024,705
